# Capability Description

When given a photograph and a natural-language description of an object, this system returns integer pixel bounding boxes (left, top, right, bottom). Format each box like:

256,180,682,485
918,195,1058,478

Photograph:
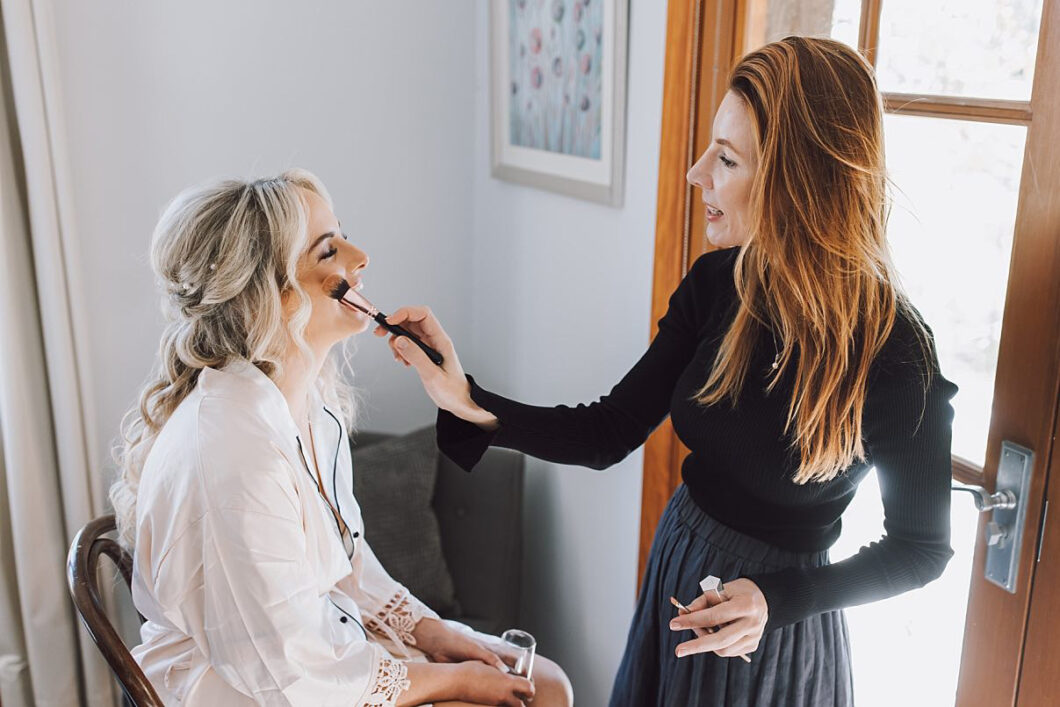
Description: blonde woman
383,37,958,706
112,170,573,706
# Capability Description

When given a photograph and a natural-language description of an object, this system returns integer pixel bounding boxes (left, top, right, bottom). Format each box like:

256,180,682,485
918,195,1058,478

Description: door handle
950,441,1034,593
951,484,1017,512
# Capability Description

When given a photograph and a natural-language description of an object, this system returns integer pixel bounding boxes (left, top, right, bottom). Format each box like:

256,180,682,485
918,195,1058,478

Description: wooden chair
66,514,162,706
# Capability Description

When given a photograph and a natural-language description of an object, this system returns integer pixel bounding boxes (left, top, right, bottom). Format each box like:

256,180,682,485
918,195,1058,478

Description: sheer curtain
0,0,117,705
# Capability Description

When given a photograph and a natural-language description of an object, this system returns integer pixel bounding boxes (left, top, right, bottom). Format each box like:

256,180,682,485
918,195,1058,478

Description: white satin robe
129,359,437,706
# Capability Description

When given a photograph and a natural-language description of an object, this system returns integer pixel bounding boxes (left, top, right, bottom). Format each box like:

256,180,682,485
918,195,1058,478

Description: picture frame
490,0,629,207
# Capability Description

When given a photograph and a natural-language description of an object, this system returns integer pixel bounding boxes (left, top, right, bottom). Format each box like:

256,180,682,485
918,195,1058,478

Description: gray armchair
351,429,524,636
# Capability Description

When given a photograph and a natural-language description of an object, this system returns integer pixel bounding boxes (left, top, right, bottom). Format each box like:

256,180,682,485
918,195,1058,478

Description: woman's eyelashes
317,231,350,261
719,153,737,168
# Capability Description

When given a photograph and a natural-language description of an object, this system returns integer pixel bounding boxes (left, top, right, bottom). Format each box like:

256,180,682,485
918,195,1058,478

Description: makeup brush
324,276,444,366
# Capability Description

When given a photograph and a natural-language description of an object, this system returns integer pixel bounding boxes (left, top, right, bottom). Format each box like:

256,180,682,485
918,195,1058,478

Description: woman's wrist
460,401,500,431
448,382,499,430
410,616,443,652
398,663,461,706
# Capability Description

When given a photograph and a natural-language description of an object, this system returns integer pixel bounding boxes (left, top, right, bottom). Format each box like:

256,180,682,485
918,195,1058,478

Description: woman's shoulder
870,303,958,398
195,362,297,439
654,247,740,337
687,246,740,282
149,364,300,488
876,304,935,368
666,247,739,315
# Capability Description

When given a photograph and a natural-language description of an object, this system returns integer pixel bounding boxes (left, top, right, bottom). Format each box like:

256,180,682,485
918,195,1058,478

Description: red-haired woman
387,36,957,707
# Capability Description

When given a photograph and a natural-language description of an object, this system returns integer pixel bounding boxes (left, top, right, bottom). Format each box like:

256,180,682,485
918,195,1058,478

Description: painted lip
703,201,724,221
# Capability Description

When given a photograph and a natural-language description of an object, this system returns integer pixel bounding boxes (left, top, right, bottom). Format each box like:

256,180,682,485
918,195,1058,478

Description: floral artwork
508,0,603,159
490,0,627,205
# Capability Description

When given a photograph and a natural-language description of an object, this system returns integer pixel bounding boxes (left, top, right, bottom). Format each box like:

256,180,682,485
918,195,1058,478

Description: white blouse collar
199,359,301,439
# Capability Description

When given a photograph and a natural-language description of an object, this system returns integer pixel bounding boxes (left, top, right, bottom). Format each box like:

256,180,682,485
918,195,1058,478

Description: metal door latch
952,441,1034,593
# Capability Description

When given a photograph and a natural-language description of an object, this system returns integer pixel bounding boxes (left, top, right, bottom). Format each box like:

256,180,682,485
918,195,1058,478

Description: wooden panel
1018,400,1060,705
1012,0,1060,702
884,93,1032,126
858,0,883,67
639,0,703,584
639,0,743,585
957,1,1060,704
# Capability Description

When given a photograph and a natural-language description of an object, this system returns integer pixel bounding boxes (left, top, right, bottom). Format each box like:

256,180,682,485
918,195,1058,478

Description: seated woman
109,169,573,706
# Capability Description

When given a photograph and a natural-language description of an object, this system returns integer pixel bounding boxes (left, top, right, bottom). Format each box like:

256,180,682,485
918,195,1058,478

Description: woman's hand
669,578,768,659
453,661,535,706
400,661,533,707
412,618,507,671
376,307,498,428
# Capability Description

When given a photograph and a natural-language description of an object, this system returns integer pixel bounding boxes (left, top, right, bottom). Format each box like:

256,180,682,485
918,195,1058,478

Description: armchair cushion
351,426,461,617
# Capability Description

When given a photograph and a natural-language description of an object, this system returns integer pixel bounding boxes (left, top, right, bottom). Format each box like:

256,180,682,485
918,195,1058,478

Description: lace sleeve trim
364,654,410,707
364,589,427,647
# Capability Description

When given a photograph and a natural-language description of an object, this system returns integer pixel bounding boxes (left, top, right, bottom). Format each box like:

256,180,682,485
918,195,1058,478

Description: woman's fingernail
670,621,680,630
396,338,407,349
676,649,686,658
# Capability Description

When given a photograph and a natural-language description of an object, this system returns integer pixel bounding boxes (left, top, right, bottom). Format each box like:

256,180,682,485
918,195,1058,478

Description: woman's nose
353,250,368,271
344,242,369,271
686,159,709,190
686,163,696,186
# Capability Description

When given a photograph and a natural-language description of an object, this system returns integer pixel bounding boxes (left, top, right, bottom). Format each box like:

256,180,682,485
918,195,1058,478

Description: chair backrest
66,515,163,706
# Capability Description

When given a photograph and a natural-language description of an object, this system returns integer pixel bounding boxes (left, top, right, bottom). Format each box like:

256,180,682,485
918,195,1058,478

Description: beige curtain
0,0,117,705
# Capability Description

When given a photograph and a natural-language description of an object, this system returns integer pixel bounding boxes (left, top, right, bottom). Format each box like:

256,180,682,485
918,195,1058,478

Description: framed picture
490,0,629,207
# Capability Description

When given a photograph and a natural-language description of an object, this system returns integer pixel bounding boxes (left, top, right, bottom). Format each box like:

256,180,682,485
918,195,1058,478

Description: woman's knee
533,655,574,706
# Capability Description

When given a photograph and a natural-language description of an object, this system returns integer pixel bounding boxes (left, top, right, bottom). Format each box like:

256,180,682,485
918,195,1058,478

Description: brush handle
374,313,445,366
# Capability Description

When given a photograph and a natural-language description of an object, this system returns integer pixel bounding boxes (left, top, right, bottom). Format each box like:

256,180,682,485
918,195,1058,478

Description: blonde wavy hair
110,169,357,548
695,37,933,484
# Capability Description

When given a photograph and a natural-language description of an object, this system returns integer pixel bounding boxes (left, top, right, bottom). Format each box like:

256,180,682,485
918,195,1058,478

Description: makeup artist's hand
669,578,768,659
377,306,499,429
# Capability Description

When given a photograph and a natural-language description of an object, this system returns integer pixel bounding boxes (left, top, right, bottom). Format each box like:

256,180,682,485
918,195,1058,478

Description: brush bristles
324,275,350,300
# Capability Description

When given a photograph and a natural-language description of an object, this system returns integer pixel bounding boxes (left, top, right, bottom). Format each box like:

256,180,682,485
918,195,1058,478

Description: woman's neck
272,345,326,427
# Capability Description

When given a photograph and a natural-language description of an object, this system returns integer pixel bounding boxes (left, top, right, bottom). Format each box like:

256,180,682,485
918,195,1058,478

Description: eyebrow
309,232,336,251
716,138,742,157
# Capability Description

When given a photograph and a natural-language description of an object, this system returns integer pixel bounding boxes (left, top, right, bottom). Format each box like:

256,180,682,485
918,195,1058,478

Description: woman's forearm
397,663,461,706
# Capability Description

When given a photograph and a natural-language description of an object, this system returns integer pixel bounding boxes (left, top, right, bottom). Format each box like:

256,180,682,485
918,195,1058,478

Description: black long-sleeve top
436,247,958,631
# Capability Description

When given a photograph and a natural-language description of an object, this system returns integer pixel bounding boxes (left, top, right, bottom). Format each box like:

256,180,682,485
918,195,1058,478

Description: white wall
466,2,667,703
52,0,669,702
52,0,477,464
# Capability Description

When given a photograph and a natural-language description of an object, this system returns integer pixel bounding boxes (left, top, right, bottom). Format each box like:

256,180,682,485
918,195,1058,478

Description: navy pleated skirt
609,485,853,707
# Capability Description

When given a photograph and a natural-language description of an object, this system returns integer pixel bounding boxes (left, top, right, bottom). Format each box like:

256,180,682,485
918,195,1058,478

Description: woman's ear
279,282,299,320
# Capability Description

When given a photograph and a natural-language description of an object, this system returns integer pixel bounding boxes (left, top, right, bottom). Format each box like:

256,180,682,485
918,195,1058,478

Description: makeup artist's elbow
584,446,636,470
911,542,954,588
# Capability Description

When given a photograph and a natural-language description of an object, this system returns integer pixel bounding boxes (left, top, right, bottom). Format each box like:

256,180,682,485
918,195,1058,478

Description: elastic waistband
670,484,830,570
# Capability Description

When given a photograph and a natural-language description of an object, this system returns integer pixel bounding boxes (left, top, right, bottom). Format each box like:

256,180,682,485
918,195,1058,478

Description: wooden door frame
641,1,1060,704
990,1,1060,703
638,0,744,580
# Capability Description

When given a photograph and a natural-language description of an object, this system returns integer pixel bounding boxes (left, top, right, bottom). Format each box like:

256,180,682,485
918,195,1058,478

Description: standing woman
381,37,958,706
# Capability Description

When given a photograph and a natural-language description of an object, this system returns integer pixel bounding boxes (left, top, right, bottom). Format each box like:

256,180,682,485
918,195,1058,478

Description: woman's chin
345,317,372,336
322,317,371,347
705,224,746,249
